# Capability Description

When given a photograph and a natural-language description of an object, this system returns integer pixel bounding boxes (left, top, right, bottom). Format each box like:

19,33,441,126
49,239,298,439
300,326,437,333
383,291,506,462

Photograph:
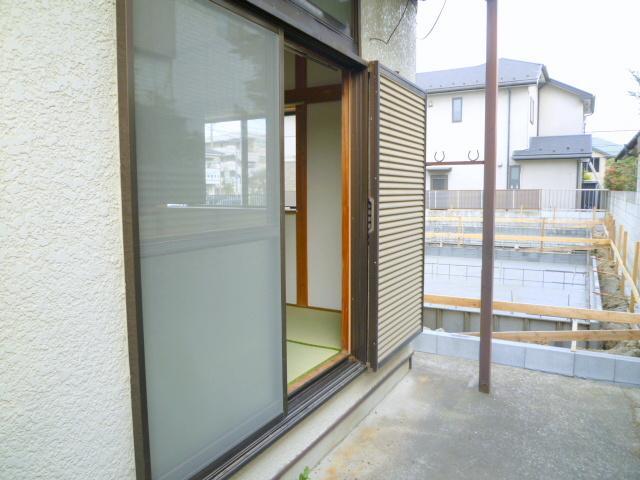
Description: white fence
427,189,611,211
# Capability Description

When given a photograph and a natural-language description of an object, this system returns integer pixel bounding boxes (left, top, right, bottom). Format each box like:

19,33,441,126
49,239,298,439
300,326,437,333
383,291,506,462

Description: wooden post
618,225,623,249
619,228,627,295
611,218,616,241
631,242,640,313
295,56,308,307
479,0,499,395
633,242,640,288
608,218,615,260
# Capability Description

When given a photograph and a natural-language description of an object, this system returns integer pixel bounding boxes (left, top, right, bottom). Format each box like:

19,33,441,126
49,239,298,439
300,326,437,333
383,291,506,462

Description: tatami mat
286,305,342,350
286,341,340,384
286,305,342,384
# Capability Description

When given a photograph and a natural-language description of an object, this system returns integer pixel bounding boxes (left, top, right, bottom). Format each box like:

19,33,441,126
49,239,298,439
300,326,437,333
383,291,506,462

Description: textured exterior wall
426,87,533,190
538,84,585,136
360,0,417,82
518,159,579,190
0,1,136,479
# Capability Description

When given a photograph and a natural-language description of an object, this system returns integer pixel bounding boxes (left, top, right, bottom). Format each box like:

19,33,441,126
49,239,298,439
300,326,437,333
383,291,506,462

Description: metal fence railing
425,262,588,288
426,189,611,210
205,193,266,207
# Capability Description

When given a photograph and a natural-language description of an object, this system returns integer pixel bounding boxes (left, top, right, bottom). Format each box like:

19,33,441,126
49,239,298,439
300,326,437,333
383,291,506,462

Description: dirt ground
593,226,640,357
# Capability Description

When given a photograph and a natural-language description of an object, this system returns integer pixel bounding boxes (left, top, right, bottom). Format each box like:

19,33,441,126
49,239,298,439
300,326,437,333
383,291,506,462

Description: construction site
312,189,640,480
422,189,640,357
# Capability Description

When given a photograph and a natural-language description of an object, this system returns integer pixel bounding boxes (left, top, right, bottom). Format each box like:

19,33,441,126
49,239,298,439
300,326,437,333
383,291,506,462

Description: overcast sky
416,0,640,147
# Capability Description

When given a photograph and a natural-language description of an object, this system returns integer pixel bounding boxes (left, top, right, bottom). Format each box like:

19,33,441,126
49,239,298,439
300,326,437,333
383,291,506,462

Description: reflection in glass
133,0,283,479
204,119,268,208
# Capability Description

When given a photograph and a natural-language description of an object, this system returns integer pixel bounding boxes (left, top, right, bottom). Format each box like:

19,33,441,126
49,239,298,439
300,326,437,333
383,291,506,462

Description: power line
589,129,639,133
369,0,411,45
418,0,448,41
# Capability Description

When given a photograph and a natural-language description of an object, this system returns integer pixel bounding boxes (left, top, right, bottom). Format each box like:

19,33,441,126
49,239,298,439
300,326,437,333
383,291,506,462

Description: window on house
592,157,600,172
452,97,462,123
529,97,535,124
509,165,521,189
430,174,448,191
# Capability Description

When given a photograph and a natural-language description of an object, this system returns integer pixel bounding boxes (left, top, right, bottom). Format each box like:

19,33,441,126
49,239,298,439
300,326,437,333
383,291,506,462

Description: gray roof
513,135,592,160
615,131,640,160
592,137,623,157
416,58,595,114
416,58,547,94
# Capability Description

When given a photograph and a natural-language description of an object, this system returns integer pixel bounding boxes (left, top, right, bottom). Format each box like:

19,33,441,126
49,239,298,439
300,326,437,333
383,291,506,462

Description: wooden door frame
283,45,369,360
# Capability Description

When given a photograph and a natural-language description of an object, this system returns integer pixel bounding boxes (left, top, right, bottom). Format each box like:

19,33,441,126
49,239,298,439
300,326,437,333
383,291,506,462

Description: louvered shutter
368,62,426,370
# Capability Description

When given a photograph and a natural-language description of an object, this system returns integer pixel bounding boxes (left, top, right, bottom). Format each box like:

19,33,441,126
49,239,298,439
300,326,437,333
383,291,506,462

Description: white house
416,59,595,193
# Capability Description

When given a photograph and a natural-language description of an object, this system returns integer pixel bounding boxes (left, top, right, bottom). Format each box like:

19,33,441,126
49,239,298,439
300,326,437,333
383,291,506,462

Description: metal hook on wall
434,151,446,162
468,149,480,161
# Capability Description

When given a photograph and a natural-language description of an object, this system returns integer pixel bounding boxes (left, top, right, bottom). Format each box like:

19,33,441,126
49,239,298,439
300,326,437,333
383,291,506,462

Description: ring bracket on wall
434,151,446,163
468,149,480,161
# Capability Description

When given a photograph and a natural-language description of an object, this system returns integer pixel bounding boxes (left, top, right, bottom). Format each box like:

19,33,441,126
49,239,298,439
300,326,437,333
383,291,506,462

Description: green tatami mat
287,341,340,384
286,305,342,350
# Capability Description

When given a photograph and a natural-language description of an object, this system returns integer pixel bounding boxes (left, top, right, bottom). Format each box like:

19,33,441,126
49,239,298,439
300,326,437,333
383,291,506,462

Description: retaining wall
413,330,640,386
608,192,640,301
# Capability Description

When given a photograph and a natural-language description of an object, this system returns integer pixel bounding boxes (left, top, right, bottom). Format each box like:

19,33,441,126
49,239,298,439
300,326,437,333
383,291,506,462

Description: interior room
283,47,348,391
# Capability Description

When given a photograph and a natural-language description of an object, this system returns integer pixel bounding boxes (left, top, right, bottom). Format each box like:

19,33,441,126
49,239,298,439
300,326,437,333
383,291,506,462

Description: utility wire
369,0,411,45
418,0,448,40
589,129,640,133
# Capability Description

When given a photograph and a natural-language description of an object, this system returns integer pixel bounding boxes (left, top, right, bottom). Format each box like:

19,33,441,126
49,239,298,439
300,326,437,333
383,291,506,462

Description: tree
629,70,640,113
604,156,637,191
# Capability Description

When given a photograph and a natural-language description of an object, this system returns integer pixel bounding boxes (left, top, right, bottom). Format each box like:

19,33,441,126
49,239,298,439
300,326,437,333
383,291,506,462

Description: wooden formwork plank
425,216,601,226
425,231,610,246
464,330,640,342
610,238,640,302
423,294,640,324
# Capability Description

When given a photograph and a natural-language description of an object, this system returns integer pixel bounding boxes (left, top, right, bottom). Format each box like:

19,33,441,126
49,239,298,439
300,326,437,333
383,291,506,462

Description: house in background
589,136,623,187
416,58,595,193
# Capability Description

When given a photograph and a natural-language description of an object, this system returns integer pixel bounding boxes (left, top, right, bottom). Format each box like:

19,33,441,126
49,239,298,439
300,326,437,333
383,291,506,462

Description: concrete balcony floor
313,352,640,480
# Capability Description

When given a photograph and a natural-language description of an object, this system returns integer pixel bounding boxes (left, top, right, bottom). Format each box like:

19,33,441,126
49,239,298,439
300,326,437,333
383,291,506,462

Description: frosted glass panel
132,1,283,479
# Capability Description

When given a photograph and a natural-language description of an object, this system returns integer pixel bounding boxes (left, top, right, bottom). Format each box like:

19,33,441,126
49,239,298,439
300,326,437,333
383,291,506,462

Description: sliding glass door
132,1,283,478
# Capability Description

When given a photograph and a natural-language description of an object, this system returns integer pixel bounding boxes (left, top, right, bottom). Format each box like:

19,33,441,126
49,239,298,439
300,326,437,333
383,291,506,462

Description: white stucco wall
517,159,579,190
538,84,585,136
307,101,342,310
360,0,417,82
0,2,135,479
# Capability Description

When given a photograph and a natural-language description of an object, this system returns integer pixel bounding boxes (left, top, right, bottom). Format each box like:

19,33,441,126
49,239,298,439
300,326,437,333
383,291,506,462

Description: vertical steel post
479,0,498,394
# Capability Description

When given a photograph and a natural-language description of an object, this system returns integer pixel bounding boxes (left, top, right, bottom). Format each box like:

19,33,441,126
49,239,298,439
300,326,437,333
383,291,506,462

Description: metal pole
479,0,498,394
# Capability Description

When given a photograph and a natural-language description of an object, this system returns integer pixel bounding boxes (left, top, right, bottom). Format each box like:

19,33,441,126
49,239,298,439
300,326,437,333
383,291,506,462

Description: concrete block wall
608,191,640,307
414,330,640,386
423,306,589,349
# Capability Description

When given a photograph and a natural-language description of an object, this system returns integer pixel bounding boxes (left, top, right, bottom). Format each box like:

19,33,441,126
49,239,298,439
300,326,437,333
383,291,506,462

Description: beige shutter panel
368,62,426,370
